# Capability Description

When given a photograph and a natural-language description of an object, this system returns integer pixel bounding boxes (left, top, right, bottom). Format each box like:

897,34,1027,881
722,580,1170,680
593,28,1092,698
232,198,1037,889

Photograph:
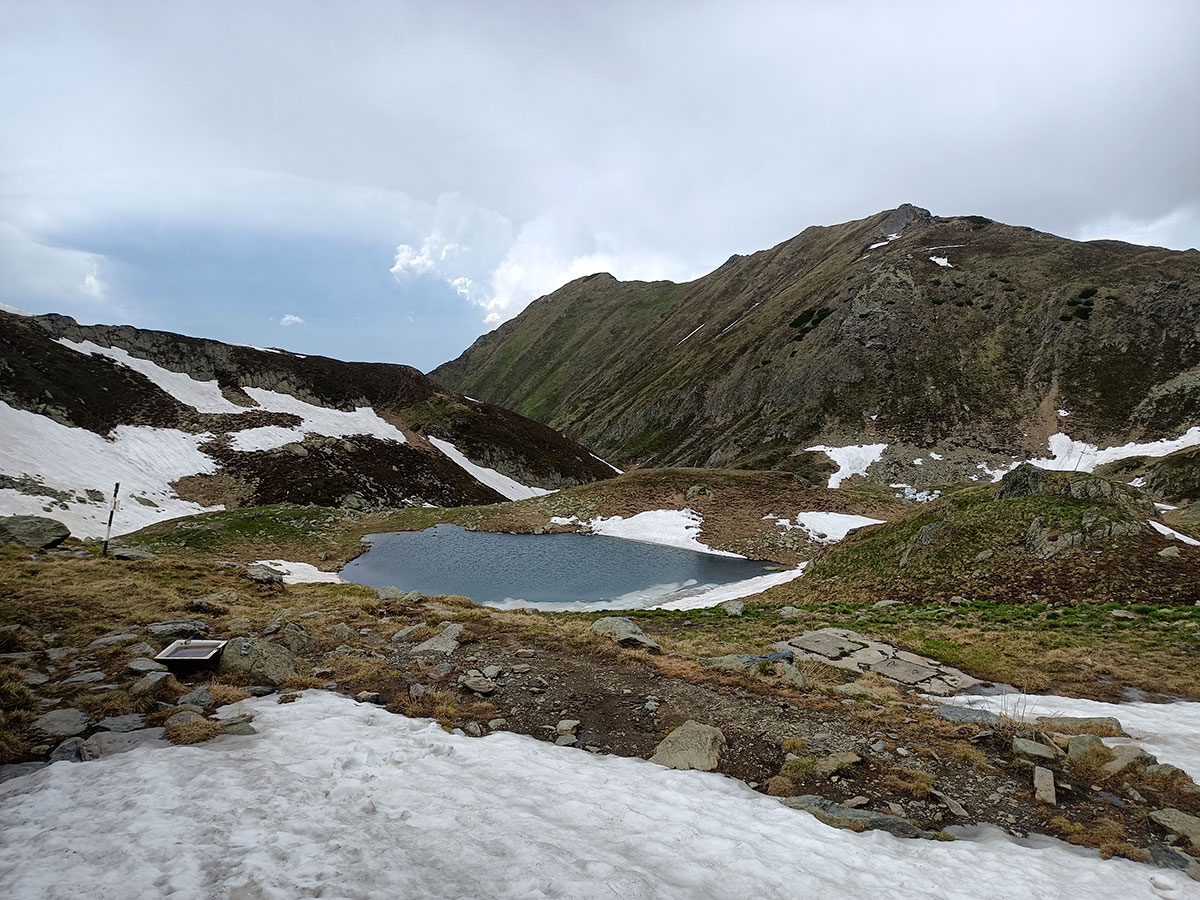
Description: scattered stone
281,621,316,655
463,722,483,737
1033,767,1056,805
21,669,48,686
997,464,1046,500
216,637,296,685
718,600,745,617
649,720,726,771
512,664,532,674
555,735,577,747
813,752,862,778
937,705,1000,726
873,599,903,608
0,515,70,548
376,586,407,600
122,658,167,676
461,676,496,695
778,606,801,619
300,611,324,620
1146,763,1186,778
778,662,807,690
783,795,929,839
248,685,275,697
81,728,167,759
226,618,254,635
971,549,994,563
146,620,209,639
403,591,425,602
1012,738,1058,761
1066,735,1108,759
483,665,502,679
331,622,357,642
930,788,967,817
833,682,879,700
88,633,138,649
262,608,294,636
412,623,464,655
556,719,580,735
62,669,105,684
110,546,157,561
1151,809,1200,847
34,708,88,737
592,617,661,653
132,671,170,693
515,649,536,658
177,686,213,708
1110,610,1138,620
843,796,870,809
356,691,381,704
189,592,235,614
645,700,660,712
45,647,77,660
1102,744,1154,775
246,563,284,584
223,723,258,736
409,684,428,699
96,714,147,733
1159,546,1182,559
49,737,85,762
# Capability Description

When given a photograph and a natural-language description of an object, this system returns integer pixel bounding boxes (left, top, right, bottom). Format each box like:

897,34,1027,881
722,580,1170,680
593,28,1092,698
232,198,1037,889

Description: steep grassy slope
434,205,1200,472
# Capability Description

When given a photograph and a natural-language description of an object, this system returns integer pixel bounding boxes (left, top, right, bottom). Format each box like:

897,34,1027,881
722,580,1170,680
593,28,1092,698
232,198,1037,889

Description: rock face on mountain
434,205,1200,474
0,311,613,536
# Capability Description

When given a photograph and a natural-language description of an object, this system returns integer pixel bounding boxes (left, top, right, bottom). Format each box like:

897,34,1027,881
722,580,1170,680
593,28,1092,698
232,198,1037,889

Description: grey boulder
592,617,661,654
34,708,89,737
0,515,70,549
649,720,726,771
81,728,167,760
216,637,296,685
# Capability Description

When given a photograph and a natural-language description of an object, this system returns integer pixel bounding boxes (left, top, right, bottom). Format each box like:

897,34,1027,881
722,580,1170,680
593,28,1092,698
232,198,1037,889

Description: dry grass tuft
764,776,798,797
165,718,225,744
207,683,251,706
0,668,33,764
277,692,301,704
781,737,808,755
949,743,991,770
1066,745,1116,783
281,675,324,691
882,767,935,799
780,756,817,779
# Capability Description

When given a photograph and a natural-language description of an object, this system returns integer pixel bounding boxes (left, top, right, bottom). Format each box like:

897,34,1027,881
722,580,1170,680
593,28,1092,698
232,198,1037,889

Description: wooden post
102,482,120,557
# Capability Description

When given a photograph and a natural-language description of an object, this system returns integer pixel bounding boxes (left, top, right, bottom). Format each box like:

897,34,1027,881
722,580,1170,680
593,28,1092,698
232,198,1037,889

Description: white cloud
278,313,304,326
1075,206,1199,251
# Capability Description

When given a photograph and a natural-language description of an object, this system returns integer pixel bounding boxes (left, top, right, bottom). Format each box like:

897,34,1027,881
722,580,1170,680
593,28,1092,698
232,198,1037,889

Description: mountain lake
340,523,780,611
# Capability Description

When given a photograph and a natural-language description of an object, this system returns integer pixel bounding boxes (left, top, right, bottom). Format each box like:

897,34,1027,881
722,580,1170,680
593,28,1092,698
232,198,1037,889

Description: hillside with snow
0,310,614,536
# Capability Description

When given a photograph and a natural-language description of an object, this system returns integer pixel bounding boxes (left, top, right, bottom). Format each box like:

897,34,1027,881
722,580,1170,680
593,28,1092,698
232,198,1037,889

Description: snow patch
0,690,1191,900
1057,409,1071,417
1029,428,1200,473
590,452,624,474
652,564,808,611
764,512,886,544
428,436,552,502
929,256,954,268
941,692,1200,781
230,388,409,450
892,483,942,503
1154,502,1178,511
0,401,221,537
588,508,742,557
806,443,888,488
676,323,706,346
929,452,943,460
867,233,902,250
252,560,342,584
57,339,247,414
1148,520,1200,546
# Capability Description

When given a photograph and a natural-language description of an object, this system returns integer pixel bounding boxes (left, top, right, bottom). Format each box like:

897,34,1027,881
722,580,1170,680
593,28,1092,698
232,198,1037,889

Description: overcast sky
3,1,1198,370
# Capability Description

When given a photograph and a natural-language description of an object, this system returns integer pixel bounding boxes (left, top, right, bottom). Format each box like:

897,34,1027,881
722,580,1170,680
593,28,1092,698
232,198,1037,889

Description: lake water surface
340,524,779,611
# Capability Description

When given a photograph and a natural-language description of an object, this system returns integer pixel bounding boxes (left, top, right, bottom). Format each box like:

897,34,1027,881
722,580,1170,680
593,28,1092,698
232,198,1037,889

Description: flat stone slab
869,657,940,685
1151,809,1200,846
81,728,167,760
1013,737,1057,761
937,705,1000,726
34,708,89,737
789,631,865,659
782,795,930,839
88,633,138,649
1035,715,1126,736
97,714,147,733
1033,766,1056,805
411,623,465,655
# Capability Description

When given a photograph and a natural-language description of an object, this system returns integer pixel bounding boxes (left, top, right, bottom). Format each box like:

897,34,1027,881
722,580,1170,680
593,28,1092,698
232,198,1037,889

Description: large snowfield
1,691,1195,900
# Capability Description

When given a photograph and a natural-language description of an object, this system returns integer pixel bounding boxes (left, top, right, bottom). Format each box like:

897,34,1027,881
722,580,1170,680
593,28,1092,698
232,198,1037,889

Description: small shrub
780,756,817,779
764,776,798,797
781,737,808,755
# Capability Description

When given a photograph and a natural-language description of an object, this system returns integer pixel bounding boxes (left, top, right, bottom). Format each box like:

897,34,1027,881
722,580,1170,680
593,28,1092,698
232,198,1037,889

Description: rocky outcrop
0,515,69,548
649,721,726,771
591,617,661,654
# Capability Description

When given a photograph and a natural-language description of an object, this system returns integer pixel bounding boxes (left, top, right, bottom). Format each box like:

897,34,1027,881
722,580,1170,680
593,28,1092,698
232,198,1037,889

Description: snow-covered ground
1029,429,1200,474
252,560,343,584
0,691,1193,900
1148,521,1200,546
588,508,742,557
652,564,808,611
941,692,1200,782
232,387,409,450
806,443,888,488
57,340,247,414
764,511,886,544
428,436,552,502
0,401,221,537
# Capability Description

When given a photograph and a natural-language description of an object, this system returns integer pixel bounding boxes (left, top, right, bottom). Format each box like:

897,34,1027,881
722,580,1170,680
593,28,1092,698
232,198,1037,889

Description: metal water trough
155,639,228,674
